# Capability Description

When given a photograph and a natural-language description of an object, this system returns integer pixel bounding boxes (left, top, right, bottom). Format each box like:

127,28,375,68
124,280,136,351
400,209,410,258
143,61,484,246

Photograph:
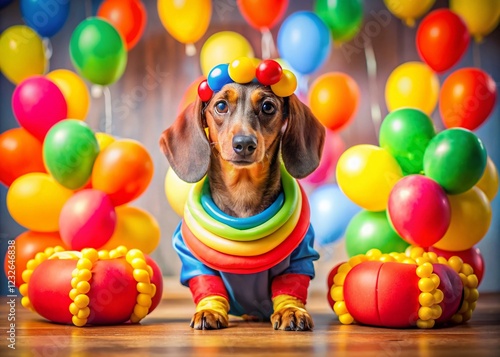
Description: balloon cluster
335,107,497,285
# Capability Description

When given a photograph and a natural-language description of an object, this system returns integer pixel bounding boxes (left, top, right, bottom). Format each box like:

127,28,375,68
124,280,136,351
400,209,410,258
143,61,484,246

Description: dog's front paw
271,306,314,331
190,310,229,330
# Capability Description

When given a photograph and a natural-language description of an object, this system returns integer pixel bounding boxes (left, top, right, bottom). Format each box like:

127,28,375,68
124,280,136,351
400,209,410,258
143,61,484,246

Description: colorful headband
198,57,297,102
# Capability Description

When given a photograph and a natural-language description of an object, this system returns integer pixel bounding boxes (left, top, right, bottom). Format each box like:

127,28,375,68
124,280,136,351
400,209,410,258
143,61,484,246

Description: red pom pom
256,60,282,86
198,80,213,102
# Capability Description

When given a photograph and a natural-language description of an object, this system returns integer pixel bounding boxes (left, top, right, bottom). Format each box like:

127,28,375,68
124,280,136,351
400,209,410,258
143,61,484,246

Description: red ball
256,60,282,86
198,79,213,102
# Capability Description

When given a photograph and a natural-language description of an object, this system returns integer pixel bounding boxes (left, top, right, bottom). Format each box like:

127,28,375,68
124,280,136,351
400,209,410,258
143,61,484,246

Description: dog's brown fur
160,82,325,330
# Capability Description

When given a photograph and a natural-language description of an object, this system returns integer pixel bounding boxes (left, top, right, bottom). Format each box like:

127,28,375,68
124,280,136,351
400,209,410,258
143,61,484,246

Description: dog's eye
215,101,228,114
261,101,276,115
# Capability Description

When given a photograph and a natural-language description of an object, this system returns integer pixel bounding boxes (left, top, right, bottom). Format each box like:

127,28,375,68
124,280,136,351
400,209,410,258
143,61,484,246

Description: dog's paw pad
271,307,314,331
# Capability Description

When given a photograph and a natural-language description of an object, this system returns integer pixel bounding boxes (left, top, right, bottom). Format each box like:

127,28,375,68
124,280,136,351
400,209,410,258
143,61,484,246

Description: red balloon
97,0,147,50
439,68,497,131
237,0,288,30
0,128,45,187
388,175,451,247
197,79,213,103
256,59,282,86
416,9,470,73
428,246,485,285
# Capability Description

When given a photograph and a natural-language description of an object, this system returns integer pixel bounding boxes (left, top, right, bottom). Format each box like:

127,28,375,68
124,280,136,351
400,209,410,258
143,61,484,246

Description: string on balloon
261,29,276,60
472,41,481,69
364,38,382,137
91,85,113,134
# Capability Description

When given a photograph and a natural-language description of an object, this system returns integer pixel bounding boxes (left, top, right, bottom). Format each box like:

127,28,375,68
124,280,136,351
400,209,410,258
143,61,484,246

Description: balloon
3,231,66,288
207,64,233,92
439,68,497,131
309,72,360,131
345,210,410,257
423,128,487,194
383,0,435,27
336,145,403,212
450,0,500,42
178,76,205,114
92,139,154,206
58,189,116,250
165,166,196,217
388,175,451,247
277,11,331,75
95,132,115,151
379,108,436,175
200,31,254,77
100,206,160,254
158,0,211,55
476,157,499,201
315,0,363,43
309,184,361,246
69,17,127,86
6,173,73,232
20,0,70,37
198,80,213,103
301,129,345,185
256,59,282,86
433,187,491,251
97,0,147,50
237,0,288,30
385,61,439,115
428,246,485,285
43,120,100,190
228,57,257,83
46,69,90,120
0,128,45,187
12,76,67,142
0,25,47,84
416,9,470,73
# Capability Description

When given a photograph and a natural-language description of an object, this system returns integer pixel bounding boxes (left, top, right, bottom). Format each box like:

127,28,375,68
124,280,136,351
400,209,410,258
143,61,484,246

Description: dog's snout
232,135,257,156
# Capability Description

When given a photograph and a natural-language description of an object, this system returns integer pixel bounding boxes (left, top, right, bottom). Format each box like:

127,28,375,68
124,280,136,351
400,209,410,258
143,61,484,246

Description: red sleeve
188,275,229,304
271,274,311,304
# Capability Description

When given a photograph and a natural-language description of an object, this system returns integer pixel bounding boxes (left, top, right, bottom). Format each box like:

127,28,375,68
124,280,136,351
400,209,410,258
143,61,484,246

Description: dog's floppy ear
281,94,325,179
159,98,210,183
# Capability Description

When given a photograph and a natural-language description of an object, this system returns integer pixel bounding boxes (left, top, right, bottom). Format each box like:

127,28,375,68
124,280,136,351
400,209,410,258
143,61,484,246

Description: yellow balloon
383,0,435,27
165,167,196,217
451,0,500,42
101,205,160,254
0,25,47,85
158,0,211,53
336,145,403,212
95,132,115,151
46,69,90,120
6,173,73,232
200,31,255,76
476,157,499,201
433,187,492,251
385,61,439,115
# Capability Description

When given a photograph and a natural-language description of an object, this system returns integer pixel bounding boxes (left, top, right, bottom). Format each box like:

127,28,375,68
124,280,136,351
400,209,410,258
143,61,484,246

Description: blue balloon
309,184,361,246
20,0,70,37
277,11,332,75
207,63,233,92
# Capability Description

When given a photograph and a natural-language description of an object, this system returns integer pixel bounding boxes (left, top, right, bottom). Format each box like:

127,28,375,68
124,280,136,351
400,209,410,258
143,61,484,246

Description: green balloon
379,108,436,175
345,210,409,257
315,0,363,43
423,128,487,194
69,17,127,86
43,120,99,190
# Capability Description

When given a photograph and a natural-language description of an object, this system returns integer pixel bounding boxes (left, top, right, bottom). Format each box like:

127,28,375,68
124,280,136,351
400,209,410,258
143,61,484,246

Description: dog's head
160,66,325,183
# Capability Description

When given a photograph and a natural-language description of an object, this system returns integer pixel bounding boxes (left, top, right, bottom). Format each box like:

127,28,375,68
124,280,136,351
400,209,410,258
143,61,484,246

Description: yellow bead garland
329,246,479,329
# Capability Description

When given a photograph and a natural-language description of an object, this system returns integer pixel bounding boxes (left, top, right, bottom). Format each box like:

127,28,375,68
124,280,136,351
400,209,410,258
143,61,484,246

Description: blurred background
1,0,499,296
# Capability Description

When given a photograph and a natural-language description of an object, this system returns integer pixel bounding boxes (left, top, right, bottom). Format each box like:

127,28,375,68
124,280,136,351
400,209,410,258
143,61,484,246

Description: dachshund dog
160,80,325,331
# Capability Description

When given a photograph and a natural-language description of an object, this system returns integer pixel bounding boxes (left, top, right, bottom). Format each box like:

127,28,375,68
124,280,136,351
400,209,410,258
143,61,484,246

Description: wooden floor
2,281,499,357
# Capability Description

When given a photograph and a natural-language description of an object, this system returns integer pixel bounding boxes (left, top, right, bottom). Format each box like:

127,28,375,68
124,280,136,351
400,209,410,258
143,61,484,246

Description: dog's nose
232,135,257,156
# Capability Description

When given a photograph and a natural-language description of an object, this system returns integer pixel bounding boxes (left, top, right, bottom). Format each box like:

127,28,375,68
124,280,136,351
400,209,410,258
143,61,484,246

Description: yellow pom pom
416,263,433,278
338,263,352,274
77,307,91,319
333,273,346,286
98,250,110,260
21,296,31,308
228,57,256,83
416,319,435,329
77,281,91,294
131,258,147,270
339,313,354,325
71,277,79,288
467,274,479,289
430,273,440,287
127,249,145,263
431,305,442,319
26,259,37,271
418,306,433,320
21,269,32,283
133,305,149,318
334,301,348,316
137,293,152,308
137,282,154,295
133,269,150,283
270,69,297,97
448,256,463,273
69,302,79,315
77,269,92,282
19,283,28,296
69,288,79,300
419,292,435,307
433,289,444,304
461,263,474,276
331,286,344,302
82,248,99,263
74,294,90,309
469,289,479,302
72,316,87,327
77,258,92,270
418,278,435,292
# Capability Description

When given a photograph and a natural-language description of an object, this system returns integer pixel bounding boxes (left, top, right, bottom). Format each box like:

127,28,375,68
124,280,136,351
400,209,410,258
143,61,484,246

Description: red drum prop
19,246,163,326
327,247,478,328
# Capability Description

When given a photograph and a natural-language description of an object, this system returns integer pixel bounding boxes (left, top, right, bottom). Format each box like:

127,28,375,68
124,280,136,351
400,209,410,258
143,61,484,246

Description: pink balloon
12,76,67,141
59,189,116,250
301,129,345,185
388,175,451,247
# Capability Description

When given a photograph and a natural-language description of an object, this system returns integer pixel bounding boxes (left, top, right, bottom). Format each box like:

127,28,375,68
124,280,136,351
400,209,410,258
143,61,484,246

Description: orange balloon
92,139,154,206
237,0,289,30
97,0,147,50
3,231,66,288
308,72,360,131
178,75,205,115
0,128,45,186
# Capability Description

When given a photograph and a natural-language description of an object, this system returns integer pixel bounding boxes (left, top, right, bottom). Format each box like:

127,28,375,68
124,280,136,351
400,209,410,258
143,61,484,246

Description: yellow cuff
272,294,306,313
196,296,230,318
